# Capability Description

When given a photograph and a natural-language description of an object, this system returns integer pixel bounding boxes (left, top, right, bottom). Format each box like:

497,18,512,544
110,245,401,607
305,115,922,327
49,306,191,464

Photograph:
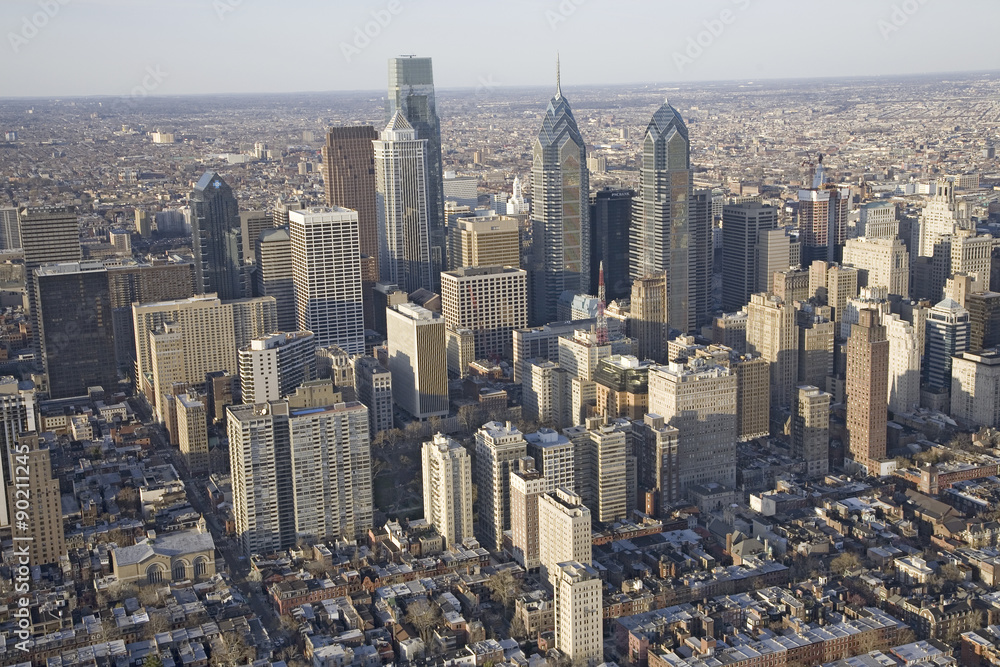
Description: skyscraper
8,434,65,567
374,113,434,294
530,59,590,325
189,171,246,300
722,202,778,312
35,262,118,399
746,293,799,412
842,236,910,298
797,161,849,264
288,207,364,353
454,215,521,269
846,309,889,472
554,561,603,667
256,227,297,332
631,101,694,332
510,458,546,569
441,266,528,361
238,332,317,404
387,56,444,283
474,420,527,550
0,377,36,528
421,433,474,548
792,385,831,478
353,356,393,435
323,126,379,274
177,393,209,474
924,297,970,391
0,207,21,250
589,188,633,300
630,275,667,362
386,302,448,420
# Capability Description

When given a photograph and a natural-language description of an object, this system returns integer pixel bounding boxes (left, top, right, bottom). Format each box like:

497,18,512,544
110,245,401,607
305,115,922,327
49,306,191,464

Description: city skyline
2,0,999,98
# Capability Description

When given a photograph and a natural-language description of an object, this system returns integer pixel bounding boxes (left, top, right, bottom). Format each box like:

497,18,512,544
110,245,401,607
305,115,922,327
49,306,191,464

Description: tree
404,420,425,444
405,597,442,644
143,655,164,667
486,570,522,618
221,631,256,666
831,552,861,576
141,612,171,640
509,612,528,640
374,428,402,451
137,586,159,608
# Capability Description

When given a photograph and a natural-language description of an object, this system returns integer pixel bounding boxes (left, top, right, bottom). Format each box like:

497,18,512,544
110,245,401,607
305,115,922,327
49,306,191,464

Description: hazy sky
1,0,998,98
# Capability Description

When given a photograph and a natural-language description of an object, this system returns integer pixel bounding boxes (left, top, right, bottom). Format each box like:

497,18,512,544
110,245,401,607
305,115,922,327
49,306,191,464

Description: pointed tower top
555,53,562,99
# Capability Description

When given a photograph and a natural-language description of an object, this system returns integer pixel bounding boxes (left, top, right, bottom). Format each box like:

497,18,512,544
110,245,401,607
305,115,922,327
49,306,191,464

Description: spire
556,53,562,99
596,260,608,344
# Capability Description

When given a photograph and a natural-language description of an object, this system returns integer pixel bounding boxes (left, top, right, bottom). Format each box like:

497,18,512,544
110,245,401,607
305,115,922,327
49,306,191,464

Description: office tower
712,311,748,354
353,356,393,435
323,126,378,272
0,207,21,250
530,61,590,325
474,421,527,550
746,293,799,411
134,295,277,419
386,303,447,420
19,205,82,355
951,350,1000,428
255,227,296,332
773,268,811,305
372,282,408,337
690,190,714,330
107,260,197,372
859,201,899,239
648,356,737,497
8,434,65,567
582,422,628,523
506,176,530,215
524,428,575,493
239,210,273,267
558,328,610,383
846,309,889,472
443,172,478,211
842,236,909,298
387,56,444,279
950,231,994,290
272,195,306,229
917,178,971,258
734,354,770,441
967,291,1000,351
35,262,118,399
0,378,36,527
441,266,527,360
590,188,633,299
538,488,592,585
513,319,596,383
632,413,680,515
754,228,795,295
421,433,474,548
793,385,830,478
630,275,667,362
883,314,921,415
108,229,131,255
632,100,691,333
206,370,239,425
189,171,246,299
177,393,209,474
593,355,651,421
288,207,364,354
454,215,521,269
722,202,778,311
446,328,475,377
809,261,859,323
554,561,603,667
239,331,317,404
924,297,970,391
841,287,892,340
374,113,434,294
135,209,152,238
510,459,546,569
797,162,849,264
796,304,835,390
523,359,571,428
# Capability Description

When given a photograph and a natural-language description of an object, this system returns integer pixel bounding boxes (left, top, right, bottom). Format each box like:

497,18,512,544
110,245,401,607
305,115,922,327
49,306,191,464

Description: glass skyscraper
190,171,246,300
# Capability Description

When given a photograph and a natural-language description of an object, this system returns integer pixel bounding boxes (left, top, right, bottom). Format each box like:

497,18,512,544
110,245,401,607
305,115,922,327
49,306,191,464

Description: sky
1,0,999,98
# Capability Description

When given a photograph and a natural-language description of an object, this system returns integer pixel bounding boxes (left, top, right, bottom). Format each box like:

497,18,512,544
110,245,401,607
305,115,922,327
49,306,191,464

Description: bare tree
486,570,522,618
830,552,861,576
405,597,442,644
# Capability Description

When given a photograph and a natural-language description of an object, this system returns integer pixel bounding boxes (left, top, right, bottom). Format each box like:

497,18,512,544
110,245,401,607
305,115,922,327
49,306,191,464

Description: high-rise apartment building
538,487,592,585
846,309,889,472
632,413,680,515
239,331,317,404
421,433,474,548
589,188,633,300
522,360,571,428
530,62,589,325
387,56,444,282
0,377,35,527
441,266,527,360
631,101,694,332
842,236,909,298
323,126,379,274
256,227,297,332
884,313,922,415
189,171,246,299
793,385,830,478
722,202,778,312
583,422,628,523
353,356,393,435
8,434,65,567
524,427,575,493
510,459,546,569
35,262,118,399
0,207,21,250
474,421,527,550
289,207,364,354
374,113,434,294
454,215,521,269
554,561,603,667
746,293,799,411
386,303,448,420
177,393,209,474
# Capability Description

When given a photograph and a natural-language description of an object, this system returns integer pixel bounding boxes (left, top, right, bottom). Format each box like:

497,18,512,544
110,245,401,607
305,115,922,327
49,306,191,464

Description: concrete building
884,313,922,415
441,266,527,361
538,487,592,586
289,207,364,354
7,434,65,567
386,303,448,420
0,378,36,527
649,356,737,497
734,354,770,440
583,422,629,523
239,210,272,266
594,355,652,421
512,319,597,383
754,228,796,296
510,459,546,569
722,202,778,312
846,309,889,473
633,413,680,515
916,178,971,258
746,293,799,412
446,327,476,378
809,261,859,323
0,207,21,250
524,428,575,494
421,433,474,548
474,421,527,550
842,236,909,298
952,349,1000,428
323,126,379,276
353,356,393,435
796,303,835,391
711,310,748,355
793,385,831,478
631,275,667,362
554,561,603,667
967,291,1000,352
859,201,899,239
177,393,209,474
797,176,849,264
522,360,571,428
924,297,970,391
454,215,521,269
256,227,297,332
238,331,317,404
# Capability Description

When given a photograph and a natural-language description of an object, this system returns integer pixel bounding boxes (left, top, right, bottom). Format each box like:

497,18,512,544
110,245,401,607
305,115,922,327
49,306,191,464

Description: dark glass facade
590,188,633,300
